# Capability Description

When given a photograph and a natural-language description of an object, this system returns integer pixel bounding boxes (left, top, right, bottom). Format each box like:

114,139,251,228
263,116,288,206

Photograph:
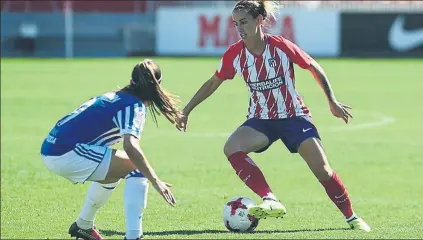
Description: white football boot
347,216,371,232
248,197,287,219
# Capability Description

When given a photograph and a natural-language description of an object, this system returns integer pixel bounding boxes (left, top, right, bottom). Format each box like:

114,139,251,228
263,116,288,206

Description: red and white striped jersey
215,34,312,120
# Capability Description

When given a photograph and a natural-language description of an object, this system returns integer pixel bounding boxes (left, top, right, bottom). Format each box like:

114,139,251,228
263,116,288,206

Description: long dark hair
121,59,182,126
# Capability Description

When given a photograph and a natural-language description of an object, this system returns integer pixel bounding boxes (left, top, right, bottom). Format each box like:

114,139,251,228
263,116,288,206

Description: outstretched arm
183,74,224,116
123,134,176,206
308,60,353,123
308,60,337,103
271,36,353,123
176,74,224,131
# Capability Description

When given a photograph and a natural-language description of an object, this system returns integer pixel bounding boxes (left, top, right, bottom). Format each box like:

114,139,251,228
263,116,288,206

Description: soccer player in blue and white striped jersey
41,59,182,240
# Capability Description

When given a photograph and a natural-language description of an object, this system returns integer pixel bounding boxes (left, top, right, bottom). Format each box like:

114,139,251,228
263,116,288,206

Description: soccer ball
222,196,259,232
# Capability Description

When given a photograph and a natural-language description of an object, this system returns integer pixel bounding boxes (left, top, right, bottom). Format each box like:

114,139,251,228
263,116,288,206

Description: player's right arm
123,134,176,206
115,101,175,206
178,47,237,131
182,74,224,116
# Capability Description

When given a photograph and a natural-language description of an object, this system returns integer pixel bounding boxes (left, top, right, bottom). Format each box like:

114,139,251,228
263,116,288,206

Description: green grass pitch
1,57,422,239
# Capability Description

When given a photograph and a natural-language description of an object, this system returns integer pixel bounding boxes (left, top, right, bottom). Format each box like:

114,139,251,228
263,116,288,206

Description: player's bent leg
223,126,269,157
71,150,148,240
224,125,286,219
104,149,148,239
65,147,123,240
298,137,332,181
102,149,138,181
298,137,371,232
124,174,148,240
71,179,121,240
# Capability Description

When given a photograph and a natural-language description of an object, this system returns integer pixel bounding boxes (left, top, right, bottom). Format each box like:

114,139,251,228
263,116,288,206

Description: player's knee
97,178,121,184
223,142,234,158
314,165,333,181
223,139,244,158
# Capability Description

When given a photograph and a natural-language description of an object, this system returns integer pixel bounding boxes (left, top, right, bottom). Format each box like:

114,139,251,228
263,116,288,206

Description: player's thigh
224,126,270,156
298,137,333,181
102,149,137,182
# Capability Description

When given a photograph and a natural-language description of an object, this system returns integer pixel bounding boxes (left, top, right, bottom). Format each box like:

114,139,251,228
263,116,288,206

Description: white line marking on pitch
166,112,397,136
328,115,397,132
10,112,397,141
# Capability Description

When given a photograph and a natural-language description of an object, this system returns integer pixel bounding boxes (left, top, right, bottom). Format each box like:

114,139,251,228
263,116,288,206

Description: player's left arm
307,59,353,124
308,60,336,103
277,36,353,123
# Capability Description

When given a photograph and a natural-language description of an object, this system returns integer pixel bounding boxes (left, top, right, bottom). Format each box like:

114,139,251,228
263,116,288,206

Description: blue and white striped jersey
41,91,146,156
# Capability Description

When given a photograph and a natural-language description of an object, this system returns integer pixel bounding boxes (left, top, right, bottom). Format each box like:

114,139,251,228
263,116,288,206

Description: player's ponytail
259,0,279,22
123,60,182,127
234,0,280,23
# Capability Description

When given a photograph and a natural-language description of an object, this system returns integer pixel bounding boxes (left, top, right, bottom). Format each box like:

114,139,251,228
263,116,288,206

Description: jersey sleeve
113,102,146,139
273,36,312,69
215,48,237,81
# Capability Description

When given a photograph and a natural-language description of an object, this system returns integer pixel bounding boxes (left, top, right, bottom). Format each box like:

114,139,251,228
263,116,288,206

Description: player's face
232,10,262,40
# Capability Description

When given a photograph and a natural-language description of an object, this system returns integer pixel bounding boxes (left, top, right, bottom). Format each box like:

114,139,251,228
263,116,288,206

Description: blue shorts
241,116,321,154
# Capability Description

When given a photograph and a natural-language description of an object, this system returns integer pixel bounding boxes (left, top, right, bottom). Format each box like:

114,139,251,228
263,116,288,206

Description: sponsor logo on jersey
247,75,286,92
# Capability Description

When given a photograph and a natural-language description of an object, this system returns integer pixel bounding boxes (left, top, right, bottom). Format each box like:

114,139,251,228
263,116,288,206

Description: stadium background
2,0,423,58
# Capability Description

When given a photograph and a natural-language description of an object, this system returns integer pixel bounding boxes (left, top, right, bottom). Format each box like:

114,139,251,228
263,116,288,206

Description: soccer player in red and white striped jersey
177,0,370,232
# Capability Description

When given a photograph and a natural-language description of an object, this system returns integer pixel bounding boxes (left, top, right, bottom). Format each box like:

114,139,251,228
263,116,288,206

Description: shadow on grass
101,227,350,237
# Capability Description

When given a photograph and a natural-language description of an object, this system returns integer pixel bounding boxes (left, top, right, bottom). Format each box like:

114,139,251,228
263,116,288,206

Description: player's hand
175,114,188,132
151,179,176,207
329,101,353,124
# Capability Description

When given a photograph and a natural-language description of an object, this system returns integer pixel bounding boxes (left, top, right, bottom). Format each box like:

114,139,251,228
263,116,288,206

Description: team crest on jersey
268,57,276,67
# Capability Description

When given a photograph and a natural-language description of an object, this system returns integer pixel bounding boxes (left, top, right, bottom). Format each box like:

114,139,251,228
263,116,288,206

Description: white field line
7,112,401,144
163,112,398,136
328,115,397,132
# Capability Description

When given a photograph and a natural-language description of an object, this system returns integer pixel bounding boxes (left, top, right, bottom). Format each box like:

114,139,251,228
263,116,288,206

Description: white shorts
42,143,113,184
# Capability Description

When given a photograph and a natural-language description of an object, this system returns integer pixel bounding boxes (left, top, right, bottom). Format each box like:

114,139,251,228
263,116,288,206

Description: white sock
124,176,148,239
263,193,277,201
76,180,121,229
346,213,358,222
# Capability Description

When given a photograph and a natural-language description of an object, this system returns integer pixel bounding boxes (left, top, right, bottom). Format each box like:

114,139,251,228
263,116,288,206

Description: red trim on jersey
267,44,278,119
289,61,295,84
298,96,310,115
273,44,291,118
215,40,243,81
270,35,312,70
255,53,271,119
